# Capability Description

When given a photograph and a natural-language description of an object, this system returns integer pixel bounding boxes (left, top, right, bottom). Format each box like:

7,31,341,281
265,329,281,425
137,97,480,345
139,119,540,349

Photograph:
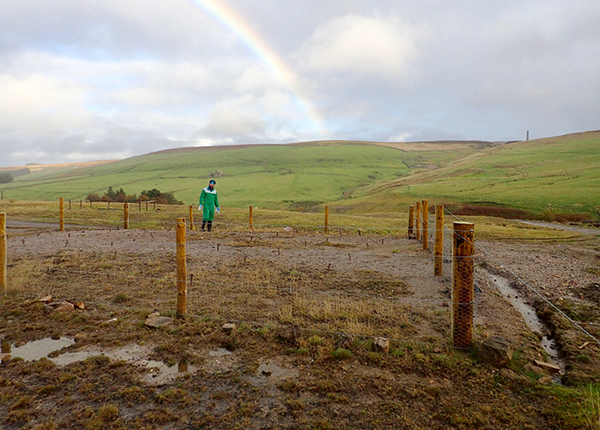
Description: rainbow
182,0,327,138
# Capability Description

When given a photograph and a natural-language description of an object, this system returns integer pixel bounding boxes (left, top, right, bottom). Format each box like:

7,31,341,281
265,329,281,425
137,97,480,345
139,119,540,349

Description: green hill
346,131,600,219
0,141,480,211
2,132,599,219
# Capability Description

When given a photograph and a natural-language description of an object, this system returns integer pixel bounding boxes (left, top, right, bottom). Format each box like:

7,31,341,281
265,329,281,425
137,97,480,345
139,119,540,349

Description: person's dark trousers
207,221,212,231
201,220,206,231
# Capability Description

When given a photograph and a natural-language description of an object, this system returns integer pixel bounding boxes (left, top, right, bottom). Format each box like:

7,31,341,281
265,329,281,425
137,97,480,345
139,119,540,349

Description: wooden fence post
1,213,6,296
249,206,253,230
408,205,415,238
123,202,129,230
59,198,64,232
422,200,429,250
434,205,444,276
68,200,72,210
138,201,141,212
176,218,187,318
324,206,329,234
452,222,474,349
189,205,195,231
80,200,82,209
415,201,421,240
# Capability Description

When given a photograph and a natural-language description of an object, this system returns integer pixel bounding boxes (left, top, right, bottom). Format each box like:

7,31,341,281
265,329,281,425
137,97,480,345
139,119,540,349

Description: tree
0,172,14,184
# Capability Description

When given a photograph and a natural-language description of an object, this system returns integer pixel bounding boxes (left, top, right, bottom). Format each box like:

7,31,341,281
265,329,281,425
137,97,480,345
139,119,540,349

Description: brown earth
1,225,599,429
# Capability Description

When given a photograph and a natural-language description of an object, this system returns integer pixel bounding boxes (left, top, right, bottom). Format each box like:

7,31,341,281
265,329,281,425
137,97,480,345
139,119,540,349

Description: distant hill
343,131,600,219
1,133,598,219
0,140,482,210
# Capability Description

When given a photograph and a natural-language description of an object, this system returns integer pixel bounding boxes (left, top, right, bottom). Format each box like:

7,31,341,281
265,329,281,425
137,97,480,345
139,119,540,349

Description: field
357,131,600,218
0,141,481,210
1,202,600,429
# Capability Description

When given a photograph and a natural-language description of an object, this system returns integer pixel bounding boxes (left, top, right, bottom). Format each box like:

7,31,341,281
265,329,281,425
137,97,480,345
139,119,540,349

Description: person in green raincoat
198,179,220,231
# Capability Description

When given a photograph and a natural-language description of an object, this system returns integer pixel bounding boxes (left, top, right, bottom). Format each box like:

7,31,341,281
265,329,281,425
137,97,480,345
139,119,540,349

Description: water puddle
487,272,564,374
0,339,195,385
247,362,299,386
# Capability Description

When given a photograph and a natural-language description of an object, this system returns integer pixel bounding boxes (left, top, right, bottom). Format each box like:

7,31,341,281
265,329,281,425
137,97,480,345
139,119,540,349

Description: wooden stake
434,205,444,276
189,205,195,231
415,201,421,240
59,198,64,232
452,222,474,349
0,213,6,296
123,202,129,230
324,206,329,235
176,218,187,318
249,205,253,230
422,200,429,250
68,200,72,210
80,200,82,209
408,205,415,239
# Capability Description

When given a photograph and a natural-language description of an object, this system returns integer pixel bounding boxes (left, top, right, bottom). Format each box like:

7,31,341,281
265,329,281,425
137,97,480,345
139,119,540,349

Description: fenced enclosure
1,198,599,355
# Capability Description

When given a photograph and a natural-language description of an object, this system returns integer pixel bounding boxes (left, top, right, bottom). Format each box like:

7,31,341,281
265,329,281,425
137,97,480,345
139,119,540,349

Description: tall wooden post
434,205,444,276
249,206,253,230
80,200,83,209
415,201,422,240
0,213,6,296
422,200,429,250
138,201,141,212
189,205,195,231
123,202,129,230
408,205,415,239
176,218,187,318
452,222,474,349
324,206,329,234
59,198,64,232
68,200,72,210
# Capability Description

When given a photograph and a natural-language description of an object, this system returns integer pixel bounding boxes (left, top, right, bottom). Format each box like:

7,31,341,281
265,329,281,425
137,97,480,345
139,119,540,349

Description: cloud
200,109,266,139
295,13,421,81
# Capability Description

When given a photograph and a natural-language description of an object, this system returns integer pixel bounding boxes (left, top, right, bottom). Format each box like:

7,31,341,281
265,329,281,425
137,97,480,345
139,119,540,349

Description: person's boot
201,220,206,231
207,221,212,232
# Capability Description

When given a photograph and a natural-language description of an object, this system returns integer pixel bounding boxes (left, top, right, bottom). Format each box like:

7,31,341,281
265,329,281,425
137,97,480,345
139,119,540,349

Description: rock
144,315,174,329
373,337,390,354
276,325,301,345
72,302,85,310
538,375,553,385
478,337,514,368
534,360,561,372
147,312,160,319
54,302,75,312
38,295,53,303
0,353,11,363
222,323,236,334
101,318,119,326
284,227,294,233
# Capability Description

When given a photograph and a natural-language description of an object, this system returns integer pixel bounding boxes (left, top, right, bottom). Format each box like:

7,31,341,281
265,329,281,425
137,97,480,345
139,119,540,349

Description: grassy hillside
0,141,477,211
346,131,600,219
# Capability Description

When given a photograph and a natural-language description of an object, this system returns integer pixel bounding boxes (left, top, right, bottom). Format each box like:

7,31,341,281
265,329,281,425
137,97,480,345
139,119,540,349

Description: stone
73,302,85,310
478,336,514,368
0,353,11,363
538,375,553,385
144,315,174,329
54,302,75,312
534,360,561,372
38,295,53,303
147,312,160,319
222,323,236,334
284,227,294,233
374,337,390,354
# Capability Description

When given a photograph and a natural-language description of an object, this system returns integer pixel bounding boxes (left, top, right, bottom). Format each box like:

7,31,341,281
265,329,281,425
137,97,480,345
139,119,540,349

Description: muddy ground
1,225,599,429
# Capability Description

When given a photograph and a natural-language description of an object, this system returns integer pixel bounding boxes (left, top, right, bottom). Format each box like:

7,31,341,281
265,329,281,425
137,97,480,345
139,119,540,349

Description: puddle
488,272,564,374
6,337,75,361
1,339,195,385
247,362,299,386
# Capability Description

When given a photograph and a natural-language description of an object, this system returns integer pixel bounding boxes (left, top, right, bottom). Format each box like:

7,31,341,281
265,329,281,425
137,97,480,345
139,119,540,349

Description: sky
1,0,599,166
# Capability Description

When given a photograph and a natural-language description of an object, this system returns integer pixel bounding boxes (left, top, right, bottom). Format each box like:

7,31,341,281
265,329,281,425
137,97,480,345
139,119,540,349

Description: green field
0,142,476,211
1,132,599,218
349,131,600,218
